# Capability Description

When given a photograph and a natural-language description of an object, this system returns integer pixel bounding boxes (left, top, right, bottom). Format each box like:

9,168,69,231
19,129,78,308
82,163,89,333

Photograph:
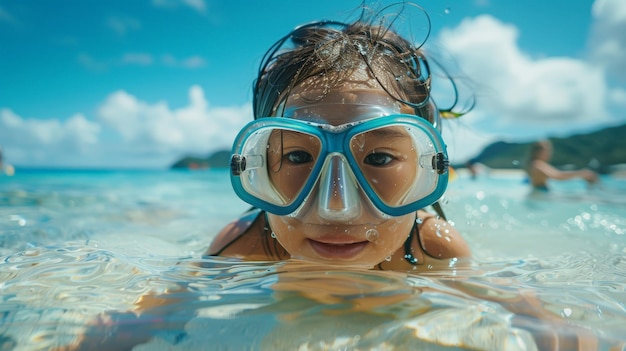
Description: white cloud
77,53,108,72
78,52,205,70
105,16,141,36
122,53,154,66
589,0,626,82
0,109,100,147
182,0,206,13
609,87,626,106
181,55,207,68
151,0,206,13
161,54,207,68
0,5,16,24
435,15,612,141
1,86,250,168
0,109,101,165
97,85,250,155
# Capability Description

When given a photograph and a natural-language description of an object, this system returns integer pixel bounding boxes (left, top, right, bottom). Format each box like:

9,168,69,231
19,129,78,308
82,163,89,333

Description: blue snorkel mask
229,107,449,219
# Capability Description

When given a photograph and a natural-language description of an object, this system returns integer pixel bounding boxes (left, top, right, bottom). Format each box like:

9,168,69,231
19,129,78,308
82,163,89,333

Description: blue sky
1,0,625,168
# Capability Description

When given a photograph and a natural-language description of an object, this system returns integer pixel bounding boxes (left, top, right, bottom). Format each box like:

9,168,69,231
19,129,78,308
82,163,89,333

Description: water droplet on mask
365,228,379,242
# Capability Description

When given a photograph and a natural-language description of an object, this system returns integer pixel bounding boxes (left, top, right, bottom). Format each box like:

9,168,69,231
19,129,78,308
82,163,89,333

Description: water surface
1,169,625,350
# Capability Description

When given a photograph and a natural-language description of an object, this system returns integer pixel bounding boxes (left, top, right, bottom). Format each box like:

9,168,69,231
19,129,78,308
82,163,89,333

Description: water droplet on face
415,217,423,225
365,228,379,242
562,308,573,317
270,232,277,238
385,255,392,262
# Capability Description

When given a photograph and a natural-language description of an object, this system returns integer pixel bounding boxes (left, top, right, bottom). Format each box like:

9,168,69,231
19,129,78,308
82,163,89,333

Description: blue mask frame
230,115,449,216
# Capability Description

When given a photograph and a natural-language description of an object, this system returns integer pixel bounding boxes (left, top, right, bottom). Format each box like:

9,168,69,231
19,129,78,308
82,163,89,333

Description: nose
317,154,361,221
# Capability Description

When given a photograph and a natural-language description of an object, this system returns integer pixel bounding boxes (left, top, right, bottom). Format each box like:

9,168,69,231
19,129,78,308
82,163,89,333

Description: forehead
282,85,408,125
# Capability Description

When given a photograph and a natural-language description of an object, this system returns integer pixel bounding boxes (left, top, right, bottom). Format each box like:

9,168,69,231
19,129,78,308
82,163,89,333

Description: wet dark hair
253,2,469,128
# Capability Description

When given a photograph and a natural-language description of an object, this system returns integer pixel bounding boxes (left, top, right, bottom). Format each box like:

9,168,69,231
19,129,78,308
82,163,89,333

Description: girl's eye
286,151,313,164
364,153,393,166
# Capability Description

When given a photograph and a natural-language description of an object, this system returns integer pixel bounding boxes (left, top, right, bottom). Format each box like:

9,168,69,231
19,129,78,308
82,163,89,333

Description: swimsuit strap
403,214,420,265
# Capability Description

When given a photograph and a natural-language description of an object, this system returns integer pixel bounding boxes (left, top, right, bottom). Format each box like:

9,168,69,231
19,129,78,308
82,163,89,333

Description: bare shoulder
379,210,471,271
205,209,280,260
417,209,471,260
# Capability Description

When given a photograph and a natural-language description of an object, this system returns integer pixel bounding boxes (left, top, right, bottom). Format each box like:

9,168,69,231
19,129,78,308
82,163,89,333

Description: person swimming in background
524,139,598,192
206,4,472,270
0,146,15,176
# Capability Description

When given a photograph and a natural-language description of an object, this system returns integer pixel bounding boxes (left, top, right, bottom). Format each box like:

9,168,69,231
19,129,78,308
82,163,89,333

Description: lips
307,239,369,259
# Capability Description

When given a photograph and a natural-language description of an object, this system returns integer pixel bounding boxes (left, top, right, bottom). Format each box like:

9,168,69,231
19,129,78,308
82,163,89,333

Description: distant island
170,150,231,169
171,123,626,173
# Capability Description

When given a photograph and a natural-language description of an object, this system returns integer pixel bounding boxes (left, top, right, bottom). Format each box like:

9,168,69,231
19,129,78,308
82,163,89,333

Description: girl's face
266,79,418,268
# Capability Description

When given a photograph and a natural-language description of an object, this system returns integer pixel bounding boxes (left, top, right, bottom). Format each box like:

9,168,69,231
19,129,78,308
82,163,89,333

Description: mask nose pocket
317,154,361,221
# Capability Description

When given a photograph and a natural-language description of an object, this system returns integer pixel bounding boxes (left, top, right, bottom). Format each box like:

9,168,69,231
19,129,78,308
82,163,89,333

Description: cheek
267,215,304,254
372,215,414,255
367,164,417,204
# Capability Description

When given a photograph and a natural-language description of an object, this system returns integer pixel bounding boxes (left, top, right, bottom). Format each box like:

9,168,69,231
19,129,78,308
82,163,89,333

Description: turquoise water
1,168,625,350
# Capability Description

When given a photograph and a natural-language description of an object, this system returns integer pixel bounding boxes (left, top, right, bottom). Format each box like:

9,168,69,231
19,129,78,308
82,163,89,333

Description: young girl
206,15,471,270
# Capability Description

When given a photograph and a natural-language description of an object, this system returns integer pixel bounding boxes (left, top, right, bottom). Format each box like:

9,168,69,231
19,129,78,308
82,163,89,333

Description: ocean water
1,168,625,350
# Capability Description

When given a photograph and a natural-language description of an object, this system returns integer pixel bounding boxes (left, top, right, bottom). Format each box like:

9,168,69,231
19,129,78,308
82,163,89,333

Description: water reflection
4,245,626,350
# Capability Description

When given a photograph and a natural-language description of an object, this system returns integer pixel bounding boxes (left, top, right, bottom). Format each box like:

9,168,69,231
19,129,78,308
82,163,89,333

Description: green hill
463,123,626,174
170,150,231,169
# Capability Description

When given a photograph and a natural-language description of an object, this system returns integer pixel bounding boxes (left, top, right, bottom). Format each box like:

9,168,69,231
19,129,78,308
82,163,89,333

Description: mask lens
349,122,442,209
267,129,322,205
236,125,322,209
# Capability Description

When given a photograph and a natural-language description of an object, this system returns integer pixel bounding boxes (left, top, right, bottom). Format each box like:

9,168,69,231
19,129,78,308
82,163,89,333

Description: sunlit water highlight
1,168,625,350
